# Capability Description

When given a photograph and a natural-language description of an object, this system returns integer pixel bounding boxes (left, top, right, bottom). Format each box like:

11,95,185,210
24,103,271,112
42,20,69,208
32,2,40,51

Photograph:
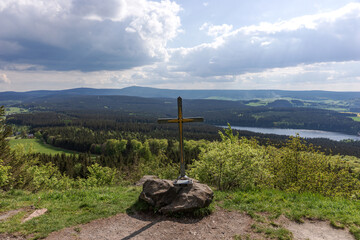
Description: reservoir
228,126,360,141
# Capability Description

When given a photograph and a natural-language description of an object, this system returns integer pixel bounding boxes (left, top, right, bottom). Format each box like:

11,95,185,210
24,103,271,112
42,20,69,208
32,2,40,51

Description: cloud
231,61,360,90
170,2,360,77
200,23,233,37
0,0,181,71
0,73,10,84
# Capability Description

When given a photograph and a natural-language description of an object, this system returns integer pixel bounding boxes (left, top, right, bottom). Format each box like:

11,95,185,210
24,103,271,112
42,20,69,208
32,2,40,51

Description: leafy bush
0,160,11,188
26,162,66,191
147,138,168,155
85,163,118,187
266,136,360,198
189,125,269,190
137,152,179,180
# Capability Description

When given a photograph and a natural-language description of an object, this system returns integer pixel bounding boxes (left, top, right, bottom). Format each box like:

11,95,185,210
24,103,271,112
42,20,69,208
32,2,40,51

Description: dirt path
43,209,355,240
1,209,355,240
284,219,355,240
45,210,254,240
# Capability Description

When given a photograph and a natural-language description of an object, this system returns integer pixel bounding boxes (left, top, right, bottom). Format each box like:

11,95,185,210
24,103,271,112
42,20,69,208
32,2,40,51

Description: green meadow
9,139,78,155
351,116,360,122
5,107,28,115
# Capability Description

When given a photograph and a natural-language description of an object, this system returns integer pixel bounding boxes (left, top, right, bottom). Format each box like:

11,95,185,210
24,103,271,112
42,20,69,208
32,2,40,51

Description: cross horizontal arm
158,118,179,124
182,117,204,123
157,117,204,124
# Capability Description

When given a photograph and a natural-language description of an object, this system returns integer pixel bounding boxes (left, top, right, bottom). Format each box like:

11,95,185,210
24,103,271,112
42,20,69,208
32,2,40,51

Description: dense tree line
6,109,360,157
32,138,205,179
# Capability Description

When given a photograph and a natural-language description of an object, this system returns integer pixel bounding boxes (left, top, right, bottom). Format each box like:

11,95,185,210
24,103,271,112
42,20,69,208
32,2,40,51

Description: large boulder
139,178,213,213
135,175,159,186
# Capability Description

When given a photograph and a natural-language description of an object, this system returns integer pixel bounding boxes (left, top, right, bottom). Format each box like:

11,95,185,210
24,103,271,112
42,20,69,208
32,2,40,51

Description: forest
5,93,359,135
4,93,360,158
2,92,360,190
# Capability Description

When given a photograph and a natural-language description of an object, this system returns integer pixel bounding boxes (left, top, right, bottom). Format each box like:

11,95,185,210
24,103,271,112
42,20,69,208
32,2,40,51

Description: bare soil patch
0,209,23,222
45,209,254,240
0,208,356,240
284,219,355,240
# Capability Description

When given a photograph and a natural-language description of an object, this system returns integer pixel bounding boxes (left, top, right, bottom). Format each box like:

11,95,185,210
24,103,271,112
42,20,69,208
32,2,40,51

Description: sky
0,0,360,92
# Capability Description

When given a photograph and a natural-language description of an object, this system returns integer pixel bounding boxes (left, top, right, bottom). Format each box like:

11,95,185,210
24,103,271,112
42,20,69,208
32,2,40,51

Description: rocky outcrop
139,178,213,213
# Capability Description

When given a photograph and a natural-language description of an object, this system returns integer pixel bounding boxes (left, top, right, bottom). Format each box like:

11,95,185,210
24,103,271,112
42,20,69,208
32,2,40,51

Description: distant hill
1,86,360,102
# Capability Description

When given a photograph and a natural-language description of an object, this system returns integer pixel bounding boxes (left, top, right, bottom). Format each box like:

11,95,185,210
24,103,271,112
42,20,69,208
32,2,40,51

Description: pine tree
0,106,12,163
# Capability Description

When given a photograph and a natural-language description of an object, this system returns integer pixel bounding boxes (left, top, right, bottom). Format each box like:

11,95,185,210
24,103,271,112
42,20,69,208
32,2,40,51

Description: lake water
227,126,360,141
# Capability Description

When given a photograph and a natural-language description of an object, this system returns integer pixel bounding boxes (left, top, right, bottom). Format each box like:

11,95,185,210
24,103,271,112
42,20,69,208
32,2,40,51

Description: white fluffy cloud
170,2,360,77
0,0,181,71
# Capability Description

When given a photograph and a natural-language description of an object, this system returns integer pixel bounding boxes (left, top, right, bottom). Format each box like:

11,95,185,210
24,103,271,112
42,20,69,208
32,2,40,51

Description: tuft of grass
233,234,254,240
251,223,292,240
330,220,345,229
351,226,360,239
0,185,141,239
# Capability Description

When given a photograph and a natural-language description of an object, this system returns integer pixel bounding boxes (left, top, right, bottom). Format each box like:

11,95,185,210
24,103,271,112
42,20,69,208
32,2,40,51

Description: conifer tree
0,106,12,162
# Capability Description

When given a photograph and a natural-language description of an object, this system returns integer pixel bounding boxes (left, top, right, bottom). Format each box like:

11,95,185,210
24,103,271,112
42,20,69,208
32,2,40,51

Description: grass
4,107,28,115
251,223,292,240
0,186,141,239
216,189,360,240
9,139,79,155
2,187,360,239
351,117,360,122
216,189,360,226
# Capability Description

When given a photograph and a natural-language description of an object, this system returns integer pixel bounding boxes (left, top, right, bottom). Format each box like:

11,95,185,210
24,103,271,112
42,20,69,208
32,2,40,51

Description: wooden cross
158,96,204,185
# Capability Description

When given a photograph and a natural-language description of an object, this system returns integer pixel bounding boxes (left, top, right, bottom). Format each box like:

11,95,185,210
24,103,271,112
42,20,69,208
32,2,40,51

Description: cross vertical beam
177,97,185,177
158,97,204,184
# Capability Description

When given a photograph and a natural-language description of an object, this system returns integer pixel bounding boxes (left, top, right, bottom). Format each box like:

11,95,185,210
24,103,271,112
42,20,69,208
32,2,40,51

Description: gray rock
135,175,159,186
139,178,213,213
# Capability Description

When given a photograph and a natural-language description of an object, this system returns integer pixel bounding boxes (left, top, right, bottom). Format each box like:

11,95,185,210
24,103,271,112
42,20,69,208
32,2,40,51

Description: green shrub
147,138,168,155
266,136,360,198
26,162,65,191
137,152,179,180
0,160,11,188
189,125,269,190
86,163,118,187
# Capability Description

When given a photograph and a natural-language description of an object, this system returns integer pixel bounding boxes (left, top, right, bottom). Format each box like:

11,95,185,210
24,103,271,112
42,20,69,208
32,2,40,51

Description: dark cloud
0,0,181,71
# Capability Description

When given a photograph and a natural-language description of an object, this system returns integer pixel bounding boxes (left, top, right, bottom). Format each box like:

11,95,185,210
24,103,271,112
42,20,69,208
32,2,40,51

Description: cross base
174,176,193,187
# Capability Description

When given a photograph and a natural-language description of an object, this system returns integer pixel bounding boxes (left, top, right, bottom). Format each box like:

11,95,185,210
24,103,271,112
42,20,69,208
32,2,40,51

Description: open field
9,139,78,155
5,107,28,115
351,116,360,122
